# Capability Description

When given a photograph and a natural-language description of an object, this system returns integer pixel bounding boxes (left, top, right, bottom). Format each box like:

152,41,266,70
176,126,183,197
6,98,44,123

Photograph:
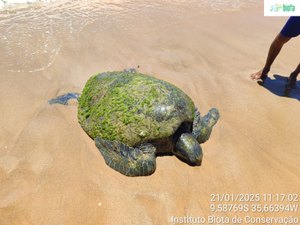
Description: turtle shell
78,71,195,146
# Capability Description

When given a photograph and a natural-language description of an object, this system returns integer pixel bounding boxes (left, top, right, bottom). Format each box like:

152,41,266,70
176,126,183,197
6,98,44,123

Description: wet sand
0,1,300,225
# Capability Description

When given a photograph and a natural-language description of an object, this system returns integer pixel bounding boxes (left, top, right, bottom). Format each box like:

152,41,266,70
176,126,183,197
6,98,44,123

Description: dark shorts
280,17,300,38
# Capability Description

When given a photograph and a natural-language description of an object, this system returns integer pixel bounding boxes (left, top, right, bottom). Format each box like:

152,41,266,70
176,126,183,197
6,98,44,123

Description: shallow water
0,0,259,73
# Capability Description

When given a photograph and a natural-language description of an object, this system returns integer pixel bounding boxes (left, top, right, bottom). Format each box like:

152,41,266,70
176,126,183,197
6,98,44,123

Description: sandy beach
0,1,299,224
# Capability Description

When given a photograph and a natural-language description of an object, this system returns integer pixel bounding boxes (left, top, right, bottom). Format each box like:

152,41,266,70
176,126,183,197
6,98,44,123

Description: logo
264,0,300,16
270,4,295,12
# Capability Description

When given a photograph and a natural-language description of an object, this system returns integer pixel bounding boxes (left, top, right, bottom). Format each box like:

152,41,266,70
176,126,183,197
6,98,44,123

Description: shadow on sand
257,74,300,101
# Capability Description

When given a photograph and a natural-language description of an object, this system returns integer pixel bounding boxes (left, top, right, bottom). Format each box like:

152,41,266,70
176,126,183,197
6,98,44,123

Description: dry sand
0,1,299,225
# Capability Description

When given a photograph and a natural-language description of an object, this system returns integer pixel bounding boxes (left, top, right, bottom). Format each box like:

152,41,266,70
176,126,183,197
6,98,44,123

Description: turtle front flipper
95,137,156,177
192,108,220,144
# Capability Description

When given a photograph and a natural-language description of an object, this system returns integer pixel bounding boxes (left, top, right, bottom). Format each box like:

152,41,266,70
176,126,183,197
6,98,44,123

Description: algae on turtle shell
78,71,195,147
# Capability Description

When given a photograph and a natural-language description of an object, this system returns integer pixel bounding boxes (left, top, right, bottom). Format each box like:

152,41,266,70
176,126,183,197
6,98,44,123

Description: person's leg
287,63,300,88
251,34,291,80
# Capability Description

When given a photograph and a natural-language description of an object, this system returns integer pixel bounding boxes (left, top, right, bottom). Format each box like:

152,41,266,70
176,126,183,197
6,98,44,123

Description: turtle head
173,133,203,166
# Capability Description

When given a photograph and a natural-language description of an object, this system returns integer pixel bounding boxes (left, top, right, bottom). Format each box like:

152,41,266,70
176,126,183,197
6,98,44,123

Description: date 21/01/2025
210,193,299,202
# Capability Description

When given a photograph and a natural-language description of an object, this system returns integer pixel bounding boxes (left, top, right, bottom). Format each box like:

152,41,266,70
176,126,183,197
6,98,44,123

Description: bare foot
250,67,269,81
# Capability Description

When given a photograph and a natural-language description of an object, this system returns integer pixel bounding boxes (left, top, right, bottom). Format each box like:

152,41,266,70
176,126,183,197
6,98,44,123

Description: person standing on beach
250,16,300,88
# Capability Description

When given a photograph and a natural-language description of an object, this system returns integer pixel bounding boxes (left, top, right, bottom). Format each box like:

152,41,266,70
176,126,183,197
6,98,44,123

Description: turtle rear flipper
192,108,219,144
48,92,80,105
95,137,156,177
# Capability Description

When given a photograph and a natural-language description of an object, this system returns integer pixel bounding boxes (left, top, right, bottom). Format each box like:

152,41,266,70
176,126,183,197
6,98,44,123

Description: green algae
78,71,195,146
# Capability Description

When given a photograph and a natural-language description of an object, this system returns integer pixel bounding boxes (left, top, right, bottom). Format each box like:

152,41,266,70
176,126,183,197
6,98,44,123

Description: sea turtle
49,70,220,176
